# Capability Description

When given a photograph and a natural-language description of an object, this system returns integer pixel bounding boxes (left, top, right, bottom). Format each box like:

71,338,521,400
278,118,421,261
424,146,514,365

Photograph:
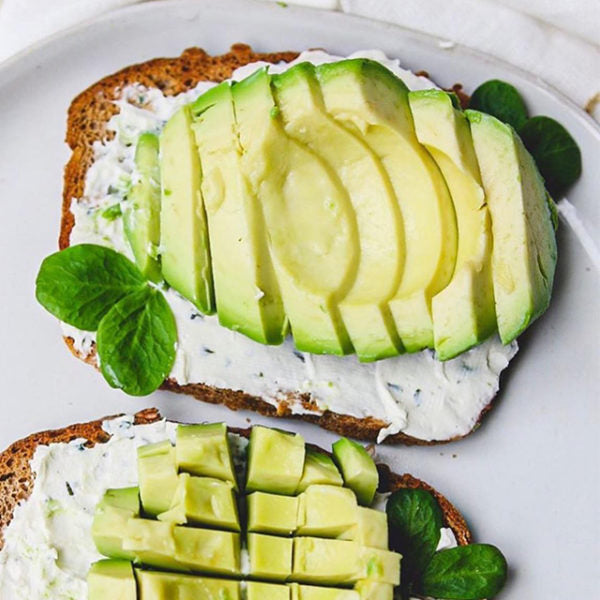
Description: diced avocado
123,132,161,281
246,426,305,495
466,110,557,343
296,450,343,493
272,63,404,361
247,492,299,535
159,105,214,314
136,569,241,600
173,526,241,576
289,583,360,600
92,487,140,560
292,537,362,585
358,548,401,585
332,438,378,506
175,422,237,487
248,533,293,581
316,59,457,353
157,474,240,531
122,518,181,571
247,581,291,600
354,581,394,600
137,440,179,516
297,485,358,538
87,559,136,600
355,507,388,549
191,82,287,344
232,67,356,356
409,90,496,359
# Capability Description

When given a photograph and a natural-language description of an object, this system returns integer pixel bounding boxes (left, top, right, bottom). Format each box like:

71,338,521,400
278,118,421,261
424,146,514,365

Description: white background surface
0,0,598,597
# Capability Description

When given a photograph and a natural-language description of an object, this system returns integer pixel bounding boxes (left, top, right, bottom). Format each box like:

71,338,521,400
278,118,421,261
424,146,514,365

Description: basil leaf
419,544,508,599
386,488,444,593
469,80,528,130
96,287,177,396
519,115,582,197
35,244,146,330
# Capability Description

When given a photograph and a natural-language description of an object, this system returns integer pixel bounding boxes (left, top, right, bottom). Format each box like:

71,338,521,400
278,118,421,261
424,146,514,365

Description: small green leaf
519,115,582,197
386,488,444,594
419,544,508,599
101,203,122,221
469,80,528,130
96,287,177,396
35,244,146,330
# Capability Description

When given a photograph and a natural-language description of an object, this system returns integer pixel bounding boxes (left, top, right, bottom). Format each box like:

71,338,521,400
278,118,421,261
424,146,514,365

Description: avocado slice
159,105,214,313
232,67,357,356
358,548,401,585
272,63,404,361
354,581,394,600
157,474,240,531
248,533,293,581
466,110,557,343
136,569,241,600
246,426,305,495
355,507,388,550
175,423,237,488
122,518,182,571
409,90,496,359
123,132,161,281
316,59,458,353
137,440,179,517
191,83,287,344
247,492,299,535
289,583,360,600
332,438,378,506
296,449,343,493
87,559,136,600
248,581,291,600
92,487,140,560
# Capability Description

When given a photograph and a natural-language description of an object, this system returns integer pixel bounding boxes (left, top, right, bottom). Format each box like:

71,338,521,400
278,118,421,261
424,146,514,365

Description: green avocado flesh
88,423,401,597
332,437,379,506
119,58,556,360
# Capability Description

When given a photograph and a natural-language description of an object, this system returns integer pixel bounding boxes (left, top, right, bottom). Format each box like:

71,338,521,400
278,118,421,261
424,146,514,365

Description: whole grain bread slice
60,44,503,446
0,408,471,552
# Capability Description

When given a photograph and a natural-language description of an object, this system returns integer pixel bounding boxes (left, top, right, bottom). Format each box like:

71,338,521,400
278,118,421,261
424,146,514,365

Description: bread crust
0,409,470,552
60,44,503,446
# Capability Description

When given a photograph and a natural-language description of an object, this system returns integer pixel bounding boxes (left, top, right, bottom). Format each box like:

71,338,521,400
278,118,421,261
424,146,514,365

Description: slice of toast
0,408,471,552
59,44,507,446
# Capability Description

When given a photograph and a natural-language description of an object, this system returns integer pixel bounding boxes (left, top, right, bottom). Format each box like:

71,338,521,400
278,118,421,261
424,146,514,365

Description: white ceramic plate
0,0,598,595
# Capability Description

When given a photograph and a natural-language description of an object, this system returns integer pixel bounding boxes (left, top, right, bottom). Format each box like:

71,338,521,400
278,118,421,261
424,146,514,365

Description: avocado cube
173,526,241,576
289,583,360,600
247,492,299,535
332,438,378,506
297,450,343,493
355,508,388,549
247,581,291,600
359,548,401,585
92,487,140,560
176,423,237,486
138,440,179,516
292,537,361,585
297,485,358,538
136,569,241,599
248,533,293,581
158,474,240,530
87,559,136,600
246,426,305,495
354,581,394,600
122,518,181,571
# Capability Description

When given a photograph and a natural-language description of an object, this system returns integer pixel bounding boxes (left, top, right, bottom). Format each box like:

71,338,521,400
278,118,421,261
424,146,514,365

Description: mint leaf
386,488,444,595
35,244,146,330
469,80,528,130
96,287,177,396
519,115,582,197
419,544,508,599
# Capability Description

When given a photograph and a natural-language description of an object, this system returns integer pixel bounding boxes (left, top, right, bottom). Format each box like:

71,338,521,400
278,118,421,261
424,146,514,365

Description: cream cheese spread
64,49,518,443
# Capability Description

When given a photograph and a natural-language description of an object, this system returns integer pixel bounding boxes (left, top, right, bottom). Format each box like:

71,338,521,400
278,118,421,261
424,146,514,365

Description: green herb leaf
386,488,444,594
519,115,582,197
419,544,508,599
35,244,146,330
469,80,528,130
96,287,177,396
101,203,122,221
